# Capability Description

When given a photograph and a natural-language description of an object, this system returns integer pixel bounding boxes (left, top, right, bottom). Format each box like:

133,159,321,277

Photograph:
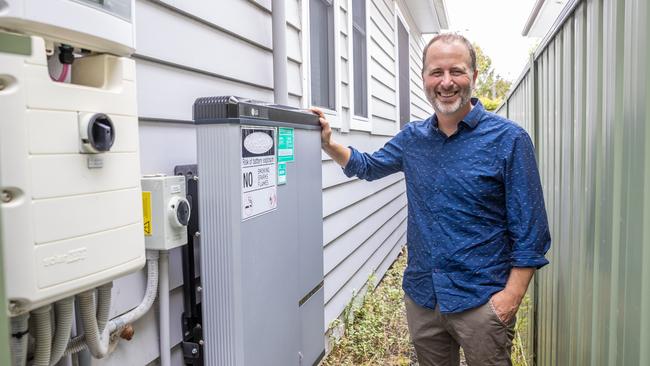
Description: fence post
530,51,540,366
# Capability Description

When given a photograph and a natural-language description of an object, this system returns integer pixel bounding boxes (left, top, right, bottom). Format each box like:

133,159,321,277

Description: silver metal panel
197,124,242,365
197,122,323,366
294,128,326,297
300,287,325,366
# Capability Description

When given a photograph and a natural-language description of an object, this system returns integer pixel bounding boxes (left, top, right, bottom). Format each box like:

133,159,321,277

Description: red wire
56,64,70,82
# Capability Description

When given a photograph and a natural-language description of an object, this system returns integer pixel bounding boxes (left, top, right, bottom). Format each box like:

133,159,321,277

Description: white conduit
158,251,171,366
96,283,113,332
77,289,110,358
32,305,53,366
109,250,159,334
10,313,29,366
49,297,74,366
64,250,160,358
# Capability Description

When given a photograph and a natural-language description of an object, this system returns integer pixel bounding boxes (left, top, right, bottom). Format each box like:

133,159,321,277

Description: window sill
350,116,372,132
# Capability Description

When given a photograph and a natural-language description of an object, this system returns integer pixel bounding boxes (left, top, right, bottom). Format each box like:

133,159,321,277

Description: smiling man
313,33,550,366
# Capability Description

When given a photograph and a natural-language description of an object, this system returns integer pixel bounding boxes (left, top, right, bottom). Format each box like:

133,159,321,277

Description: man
313,33,550,366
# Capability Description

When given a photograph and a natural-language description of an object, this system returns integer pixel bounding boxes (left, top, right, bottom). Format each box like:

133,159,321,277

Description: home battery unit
194,96,325,366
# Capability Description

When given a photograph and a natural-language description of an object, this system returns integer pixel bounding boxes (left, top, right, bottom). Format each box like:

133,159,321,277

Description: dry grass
323,249,415,366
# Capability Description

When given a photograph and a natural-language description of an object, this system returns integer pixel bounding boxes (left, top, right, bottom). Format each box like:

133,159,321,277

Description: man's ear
472,69,478,83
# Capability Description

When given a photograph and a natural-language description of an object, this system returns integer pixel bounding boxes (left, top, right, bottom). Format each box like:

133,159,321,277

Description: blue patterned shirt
343,99,551,313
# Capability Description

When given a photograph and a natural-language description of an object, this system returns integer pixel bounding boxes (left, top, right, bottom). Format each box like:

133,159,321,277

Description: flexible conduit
10,313,29,366
32,305,52,366
64,250,160,358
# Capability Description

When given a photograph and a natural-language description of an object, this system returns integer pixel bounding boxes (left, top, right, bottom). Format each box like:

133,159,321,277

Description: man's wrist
502,286,525,304
321,142,337,157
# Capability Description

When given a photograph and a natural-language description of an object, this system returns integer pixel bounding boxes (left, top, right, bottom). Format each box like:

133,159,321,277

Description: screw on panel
191,347,198,355
1,190,12,203
196,286,203,293
198,340,204,346
194,231,201,238
192,176,199,181
120,325,135,341
8,301,23,316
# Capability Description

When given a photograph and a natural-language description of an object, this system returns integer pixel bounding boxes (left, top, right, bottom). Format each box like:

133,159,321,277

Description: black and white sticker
241,126,277,220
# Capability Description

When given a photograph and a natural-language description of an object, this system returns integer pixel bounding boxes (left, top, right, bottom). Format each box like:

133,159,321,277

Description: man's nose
440,72,454,87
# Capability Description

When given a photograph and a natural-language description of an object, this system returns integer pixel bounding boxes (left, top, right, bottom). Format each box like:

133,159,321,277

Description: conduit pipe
272,0,288,105
10,313,29,366
77,288,110,358
32,305,52,366
64,250,160,357
96,283,112,332
49,297,74,366
158,251,171,366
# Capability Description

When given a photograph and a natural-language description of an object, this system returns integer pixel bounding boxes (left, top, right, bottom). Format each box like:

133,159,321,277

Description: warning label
241,126,277,220
142,191,152,236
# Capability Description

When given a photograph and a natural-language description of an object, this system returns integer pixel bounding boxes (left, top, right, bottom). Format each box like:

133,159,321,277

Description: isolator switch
79,113,115,153
141,175,189,250
170,196,190,227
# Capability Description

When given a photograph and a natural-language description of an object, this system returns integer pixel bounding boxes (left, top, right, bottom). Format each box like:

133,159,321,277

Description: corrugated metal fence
496,0,650,364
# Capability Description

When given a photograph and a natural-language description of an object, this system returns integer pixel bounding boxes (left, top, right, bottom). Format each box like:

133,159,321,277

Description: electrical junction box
0,31,144,314
193,96,325,366
0,0,135,55
141,175,190,251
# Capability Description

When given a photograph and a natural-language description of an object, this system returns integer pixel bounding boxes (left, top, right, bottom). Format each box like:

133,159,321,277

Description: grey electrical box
194,96,324,366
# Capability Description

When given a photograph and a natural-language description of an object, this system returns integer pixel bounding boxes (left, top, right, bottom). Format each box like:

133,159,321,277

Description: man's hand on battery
310,107,331,149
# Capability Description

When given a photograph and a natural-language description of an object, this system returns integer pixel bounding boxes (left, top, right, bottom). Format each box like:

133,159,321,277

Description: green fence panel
496,0,650,364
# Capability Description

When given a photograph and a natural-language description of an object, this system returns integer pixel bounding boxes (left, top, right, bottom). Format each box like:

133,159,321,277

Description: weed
323,250,413,366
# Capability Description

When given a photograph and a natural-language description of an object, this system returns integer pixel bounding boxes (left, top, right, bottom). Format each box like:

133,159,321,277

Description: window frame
348,0,372,132
302,0,342,128
394,4,411,133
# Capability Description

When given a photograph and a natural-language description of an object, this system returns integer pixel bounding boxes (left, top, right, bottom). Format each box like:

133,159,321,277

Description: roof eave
405,0,449,34
522,0,546,36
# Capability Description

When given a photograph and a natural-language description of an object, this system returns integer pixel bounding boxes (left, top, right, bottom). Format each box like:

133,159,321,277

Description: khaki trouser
404,294,516,366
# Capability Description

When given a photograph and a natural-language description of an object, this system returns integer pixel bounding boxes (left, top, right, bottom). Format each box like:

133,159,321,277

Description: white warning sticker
241,126,277,220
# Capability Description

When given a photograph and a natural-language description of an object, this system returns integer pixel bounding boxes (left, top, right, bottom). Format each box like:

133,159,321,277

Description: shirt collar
431,98,485,130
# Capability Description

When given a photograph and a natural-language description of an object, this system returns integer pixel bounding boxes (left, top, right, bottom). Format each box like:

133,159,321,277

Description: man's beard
428,82,473,115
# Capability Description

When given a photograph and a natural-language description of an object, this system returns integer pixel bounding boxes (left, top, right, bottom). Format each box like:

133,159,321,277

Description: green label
278,162,287,185
0,32,32,56
278,127,294,162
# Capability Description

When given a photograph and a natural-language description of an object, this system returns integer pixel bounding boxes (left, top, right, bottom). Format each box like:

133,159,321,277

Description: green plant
511,294,532,366
479,96,503,111
323,251,414,366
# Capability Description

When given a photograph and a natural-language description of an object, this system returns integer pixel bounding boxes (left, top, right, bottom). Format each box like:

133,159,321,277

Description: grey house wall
496,0,650,364
85,0,437,364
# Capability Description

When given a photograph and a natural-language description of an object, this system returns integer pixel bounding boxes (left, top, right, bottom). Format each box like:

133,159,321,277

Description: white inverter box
0,29,145,314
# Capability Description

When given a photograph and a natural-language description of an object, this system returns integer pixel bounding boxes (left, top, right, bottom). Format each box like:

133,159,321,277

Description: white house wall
84,0,436,364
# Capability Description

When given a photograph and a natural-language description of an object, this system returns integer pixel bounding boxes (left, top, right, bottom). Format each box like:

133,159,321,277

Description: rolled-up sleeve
342,128,407,181
505,131,551,268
